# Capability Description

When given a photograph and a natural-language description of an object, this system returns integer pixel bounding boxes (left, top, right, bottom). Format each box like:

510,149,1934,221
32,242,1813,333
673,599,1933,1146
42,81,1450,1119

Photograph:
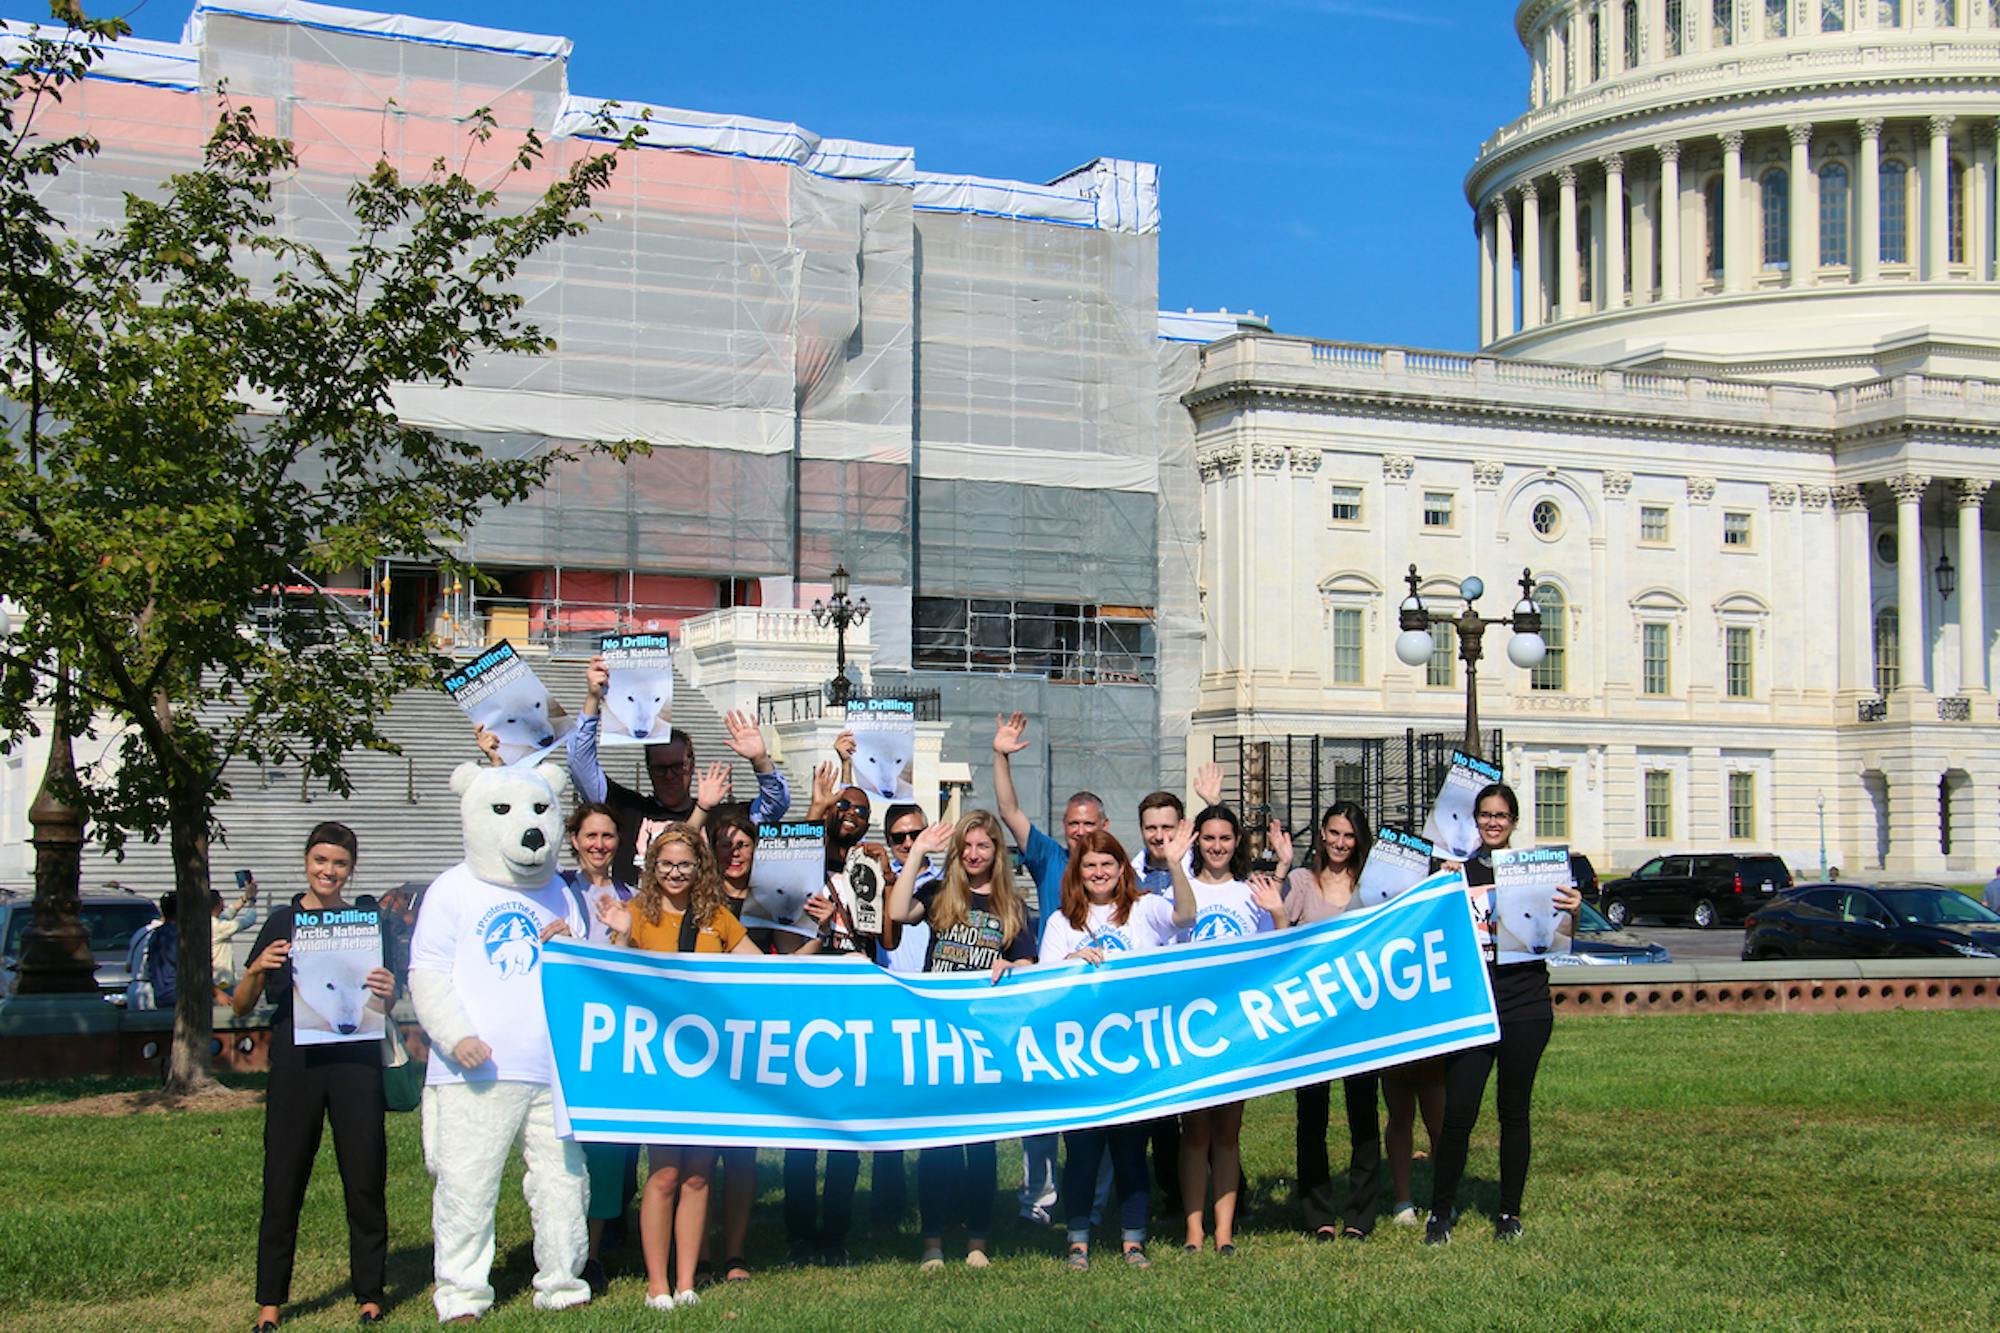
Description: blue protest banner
544,872,1498,1150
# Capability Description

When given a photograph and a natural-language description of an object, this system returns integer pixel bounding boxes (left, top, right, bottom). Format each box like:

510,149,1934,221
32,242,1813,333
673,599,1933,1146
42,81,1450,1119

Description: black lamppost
812,564,869,709
13,656,98,995
1393,565,1548,759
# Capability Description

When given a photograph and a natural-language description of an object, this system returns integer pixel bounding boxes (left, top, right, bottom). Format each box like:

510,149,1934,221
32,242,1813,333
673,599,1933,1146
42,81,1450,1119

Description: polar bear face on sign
452,761,569,891
1496,900,1571,957
1435,803,1480,861
296,949,377,1036
605,667,673,740
475,675,560,752
852,727,914,801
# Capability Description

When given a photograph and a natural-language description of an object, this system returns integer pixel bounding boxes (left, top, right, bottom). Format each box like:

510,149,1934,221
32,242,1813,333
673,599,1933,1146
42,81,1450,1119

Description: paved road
1623,924,1747,962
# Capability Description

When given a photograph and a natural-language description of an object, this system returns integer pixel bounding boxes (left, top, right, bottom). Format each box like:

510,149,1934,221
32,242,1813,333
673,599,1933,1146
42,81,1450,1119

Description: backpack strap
678,903,701,954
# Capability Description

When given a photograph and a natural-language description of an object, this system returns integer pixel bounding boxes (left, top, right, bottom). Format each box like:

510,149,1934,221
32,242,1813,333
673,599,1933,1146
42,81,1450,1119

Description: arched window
1819,162,1850,267
1949,159,1966,265
1531,585,1567,692
1821,0,1846,32
1880,160,1908,264
1579,202,1594,303
1761,167,1789,269
1765,0,1788,36
1705,175,1725,276
1873,609,1899,695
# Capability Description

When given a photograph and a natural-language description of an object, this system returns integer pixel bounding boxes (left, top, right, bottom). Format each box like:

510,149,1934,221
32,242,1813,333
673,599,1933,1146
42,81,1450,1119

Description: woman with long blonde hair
596,825,758,1310
886,810,1038,1270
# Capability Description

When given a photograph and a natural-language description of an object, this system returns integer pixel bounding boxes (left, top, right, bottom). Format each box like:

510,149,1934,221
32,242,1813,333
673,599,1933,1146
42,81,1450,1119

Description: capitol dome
1467,1,2000,384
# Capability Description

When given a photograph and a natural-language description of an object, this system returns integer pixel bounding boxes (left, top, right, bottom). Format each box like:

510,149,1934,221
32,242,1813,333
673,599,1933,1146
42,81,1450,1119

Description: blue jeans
1061,1124,1149,1246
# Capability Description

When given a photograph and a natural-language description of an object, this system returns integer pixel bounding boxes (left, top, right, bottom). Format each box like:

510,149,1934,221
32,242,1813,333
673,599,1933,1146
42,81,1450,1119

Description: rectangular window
1765,0,1788,36
1726,626,1754,698
1589,11,1603,80
1881,161,1908,264
1713,0,1734,45
1875,0,1901,24
1666,0,1684,54
1728,771,1756,840
1819,164,1850,267
1535,768,1571,840
1722,511,1752,547
1644,770,1673,839
1643,622,1672,695
1422,491,1455,528
1332,762,1368,804
1640,505,1670,543
1427,621,1456,688
1625,1,1641,66
1330,486,1363,523
1332,608,1364,684
1873,610,1899,694
1821,0,1846,33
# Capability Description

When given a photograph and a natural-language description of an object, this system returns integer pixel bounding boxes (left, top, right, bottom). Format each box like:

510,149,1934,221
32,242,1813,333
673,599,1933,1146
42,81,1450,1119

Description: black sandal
694,1258,716,1288
254,1319,280,1333
723,1256,752,1283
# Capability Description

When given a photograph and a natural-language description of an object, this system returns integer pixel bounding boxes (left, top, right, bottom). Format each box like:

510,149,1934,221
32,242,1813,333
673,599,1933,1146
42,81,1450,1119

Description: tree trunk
164,789,217,1094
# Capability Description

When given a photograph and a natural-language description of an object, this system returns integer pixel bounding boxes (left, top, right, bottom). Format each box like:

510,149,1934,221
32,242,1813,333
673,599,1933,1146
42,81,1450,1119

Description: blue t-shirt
1019,824,1069,925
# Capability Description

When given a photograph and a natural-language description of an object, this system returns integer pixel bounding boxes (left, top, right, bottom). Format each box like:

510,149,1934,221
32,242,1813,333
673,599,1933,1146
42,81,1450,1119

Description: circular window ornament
1875,531,1897,565
1531,499,1562,539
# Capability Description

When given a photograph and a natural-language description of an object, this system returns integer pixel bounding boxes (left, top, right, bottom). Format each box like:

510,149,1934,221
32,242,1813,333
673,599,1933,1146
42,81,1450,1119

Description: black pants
255,1054,387,1307
782,1149,859,1248
1148,1115,1181,1212
1428,1017,1554,1221
918,1141,996,1240
1296,1075,1386,1234
871,1150,907,1225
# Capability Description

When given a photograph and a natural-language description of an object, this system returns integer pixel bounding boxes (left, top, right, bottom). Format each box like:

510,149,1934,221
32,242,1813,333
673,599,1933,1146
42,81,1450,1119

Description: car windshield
84,903,157,952
1575,900,1613,932
1873,889,2000,926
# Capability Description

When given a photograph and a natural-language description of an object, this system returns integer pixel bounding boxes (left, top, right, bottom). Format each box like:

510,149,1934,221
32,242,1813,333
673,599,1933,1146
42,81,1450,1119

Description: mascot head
451,761,569,890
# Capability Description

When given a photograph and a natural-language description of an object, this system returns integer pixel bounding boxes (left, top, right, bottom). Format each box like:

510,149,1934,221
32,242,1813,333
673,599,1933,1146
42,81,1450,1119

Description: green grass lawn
2,1010,1995,1331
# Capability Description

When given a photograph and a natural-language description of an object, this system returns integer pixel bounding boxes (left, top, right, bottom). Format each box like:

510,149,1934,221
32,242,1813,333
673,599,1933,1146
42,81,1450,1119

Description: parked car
0,888,160,996
1551,898,1673,966
1596,853,1793,929
1741,884,2000,960
1567,852,1599,904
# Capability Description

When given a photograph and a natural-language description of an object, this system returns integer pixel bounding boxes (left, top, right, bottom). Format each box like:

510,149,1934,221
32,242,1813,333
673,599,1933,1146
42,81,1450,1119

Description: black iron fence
757,687,944,725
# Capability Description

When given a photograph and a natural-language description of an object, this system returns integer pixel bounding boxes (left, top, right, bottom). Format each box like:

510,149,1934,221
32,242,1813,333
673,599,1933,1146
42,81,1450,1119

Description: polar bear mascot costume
410,760,590,1321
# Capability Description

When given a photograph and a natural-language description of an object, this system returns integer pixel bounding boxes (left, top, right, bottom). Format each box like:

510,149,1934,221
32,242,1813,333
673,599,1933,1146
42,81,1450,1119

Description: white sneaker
1391,1202,1420,1226
1020,1204,1052,1225
645,1292,677,1312
674,1290,701,1309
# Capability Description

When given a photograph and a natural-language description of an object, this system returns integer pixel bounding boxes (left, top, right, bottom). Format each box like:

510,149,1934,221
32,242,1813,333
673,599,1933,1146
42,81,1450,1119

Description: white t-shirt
1179,877,1274,945
1040,894,1181,962
410,862,585,1086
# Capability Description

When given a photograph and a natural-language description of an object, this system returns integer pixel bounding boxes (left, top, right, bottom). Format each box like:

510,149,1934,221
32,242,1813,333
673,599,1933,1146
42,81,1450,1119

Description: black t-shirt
603,775,696,888
912,882,1036,974
1462,854,1552,1024
249,897,392,1072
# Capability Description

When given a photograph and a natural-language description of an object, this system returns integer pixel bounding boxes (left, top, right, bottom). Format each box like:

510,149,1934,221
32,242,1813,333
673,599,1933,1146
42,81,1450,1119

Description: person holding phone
1425,782,1581,1245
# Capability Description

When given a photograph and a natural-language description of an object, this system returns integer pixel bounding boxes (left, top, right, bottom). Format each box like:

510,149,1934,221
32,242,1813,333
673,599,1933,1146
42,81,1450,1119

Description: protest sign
597,633,675,746
291,907,385,1045
544,871,1499,1149
442,640,571,766
1489,846,1575,964
1356,828,1435,908
844,844,887,936
1421,751,1504,861
740,822,824,940
847,697,916,802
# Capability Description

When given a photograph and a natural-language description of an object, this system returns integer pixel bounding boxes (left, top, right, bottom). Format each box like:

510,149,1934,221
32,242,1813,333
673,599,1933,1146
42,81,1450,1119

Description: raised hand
1162,817,1195,867
723,710,769,766
1267,818,1294,871
993,711,1030,756
695,761,732,811
808,760,838,819
585,654,609,702
913,820,955,858
1194,762,1222,809
833,730,857,762
593,894,633,938
472,722,504,766
1249,871,1285,918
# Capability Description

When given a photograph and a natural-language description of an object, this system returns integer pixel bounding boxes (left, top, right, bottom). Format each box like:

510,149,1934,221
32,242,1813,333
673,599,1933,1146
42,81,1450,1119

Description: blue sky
115,0,1529,352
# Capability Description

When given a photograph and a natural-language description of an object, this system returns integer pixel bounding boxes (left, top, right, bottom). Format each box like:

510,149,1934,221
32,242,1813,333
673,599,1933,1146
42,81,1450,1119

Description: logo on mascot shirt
478,906,543,978
1093,930,1132,952
1190,909,1246,942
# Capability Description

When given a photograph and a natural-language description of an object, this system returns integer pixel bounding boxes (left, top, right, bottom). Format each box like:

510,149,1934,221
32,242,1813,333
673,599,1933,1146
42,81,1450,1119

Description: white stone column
1557,165,1580,318
1835,485,1873,697
1788,123,1816,286
1973,126,1994,282
1889,474,1932,694
1857,118,1882,283
1958,479,1990,695
1721,130,1748,291
1479,206,1496,345
1602,152,1627,309
1521,181,1544,329
1926,114,1953,280
1659,141,1683,299
1495,196,1516,337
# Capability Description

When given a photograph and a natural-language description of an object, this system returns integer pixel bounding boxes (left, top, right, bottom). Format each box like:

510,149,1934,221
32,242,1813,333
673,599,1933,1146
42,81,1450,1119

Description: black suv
1596,853,1792,929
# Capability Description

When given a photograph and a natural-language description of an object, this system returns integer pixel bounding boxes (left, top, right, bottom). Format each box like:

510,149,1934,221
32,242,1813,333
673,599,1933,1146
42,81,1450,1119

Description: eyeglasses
887,828,922,844
834,798,869,814
656,862,698,879
1475,811,1515,824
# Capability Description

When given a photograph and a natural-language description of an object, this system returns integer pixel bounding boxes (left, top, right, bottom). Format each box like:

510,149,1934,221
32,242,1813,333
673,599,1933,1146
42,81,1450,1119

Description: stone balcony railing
676,606,875,720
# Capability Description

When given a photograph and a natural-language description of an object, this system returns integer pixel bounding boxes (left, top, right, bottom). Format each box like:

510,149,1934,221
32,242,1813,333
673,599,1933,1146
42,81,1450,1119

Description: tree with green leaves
0,6,644,1093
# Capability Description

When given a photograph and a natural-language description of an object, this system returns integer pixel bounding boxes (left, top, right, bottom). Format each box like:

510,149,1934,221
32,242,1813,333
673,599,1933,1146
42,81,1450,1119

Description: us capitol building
1189,1,2000,875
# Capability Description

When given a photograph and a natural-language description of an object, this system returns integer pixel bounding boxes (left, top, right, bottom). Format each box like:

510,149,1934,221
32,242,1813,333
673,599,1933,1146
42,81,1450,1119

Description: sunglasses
834,798,870,814
887,828,922,844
